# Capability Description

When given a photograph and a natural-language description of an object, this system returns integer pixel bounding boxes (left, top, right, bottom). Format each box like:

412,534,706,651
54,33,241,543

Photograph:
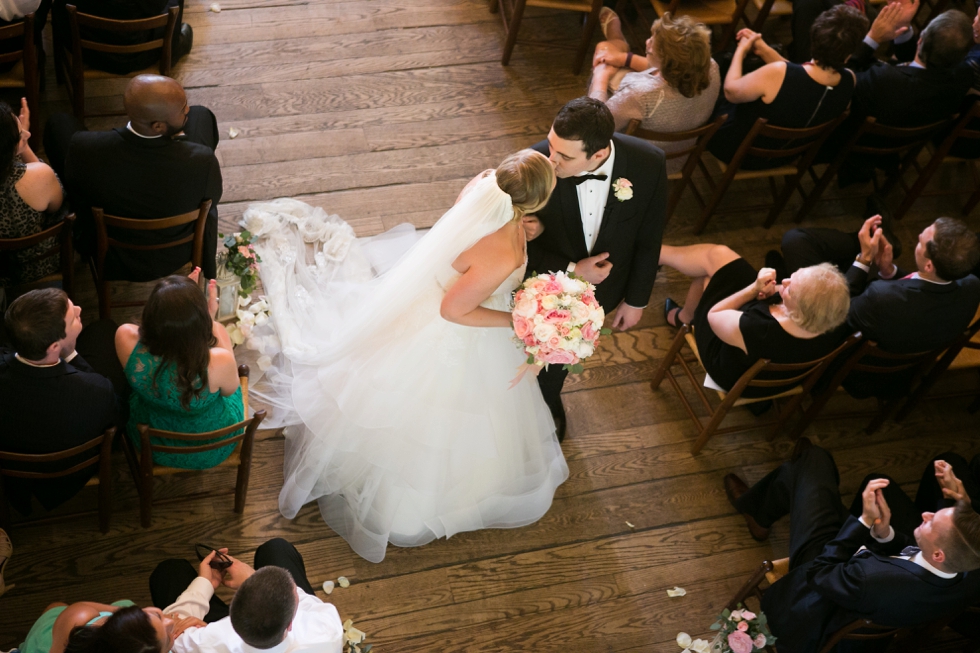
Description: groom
526,97,667,441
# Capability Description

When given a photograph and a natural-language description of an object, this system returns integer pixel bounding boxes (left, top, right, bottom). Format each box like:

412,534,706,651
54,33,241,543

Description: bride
247,150,570,562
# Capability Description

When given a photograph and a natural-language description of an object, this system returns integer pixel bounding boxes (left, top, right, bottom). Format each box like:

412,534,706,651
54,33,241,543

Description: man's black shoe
173,23,194,62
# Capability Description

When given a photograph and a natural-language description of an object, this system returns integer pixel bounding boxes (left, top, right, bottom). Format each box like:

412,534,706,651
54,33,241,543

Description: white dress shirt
166,577,345,653
857,515,957,579
574,141,616,254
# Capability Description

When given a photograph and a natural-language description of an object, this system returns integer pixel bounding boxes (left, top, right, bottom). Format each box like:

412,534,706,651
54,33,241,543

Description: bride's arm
441,234,517,328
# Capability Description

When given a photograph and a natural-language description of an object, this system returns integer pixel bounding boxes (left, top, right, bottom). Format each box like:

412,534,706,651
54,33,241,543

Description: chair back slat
848,116,951,155
739,333,862,394
138,411,266,455
741,113,849,162
0,217,64,251
627,114,728,160
0,213,75,295
0,19,25,40
70,5,172,31
78,38,165,55
0,427,115,478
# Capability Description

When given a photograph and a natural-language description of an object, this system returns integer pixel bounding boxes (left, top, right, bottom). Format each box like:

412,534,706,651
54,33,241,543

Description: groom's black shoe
552,405,567,443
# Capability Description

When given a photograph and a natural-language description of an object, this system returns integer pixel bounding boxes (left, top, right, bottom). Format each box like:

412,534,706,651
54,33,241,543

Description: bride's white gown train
246,176,569,563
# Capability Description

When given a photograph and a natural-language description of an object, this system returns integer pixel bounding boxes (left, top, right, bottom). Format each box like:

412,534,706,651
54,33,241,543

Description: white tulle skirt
246,198,568,563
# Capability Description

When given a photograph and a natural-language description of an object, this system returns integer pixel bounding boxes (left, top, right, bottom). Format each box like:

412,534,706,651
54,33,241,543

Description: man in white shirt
724,439,980,653
152,538,344,653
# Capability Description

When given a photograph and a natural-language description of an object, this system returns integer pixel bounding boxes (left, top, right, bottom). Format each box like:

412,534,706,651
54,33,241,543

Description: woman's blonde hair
651,14,713,99
495,149,556,220
787,263,850,334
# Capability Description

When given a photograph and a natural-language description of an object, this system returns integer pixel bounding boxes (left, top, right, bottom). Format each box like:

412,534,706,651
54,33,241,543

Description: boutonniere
612,178,633,202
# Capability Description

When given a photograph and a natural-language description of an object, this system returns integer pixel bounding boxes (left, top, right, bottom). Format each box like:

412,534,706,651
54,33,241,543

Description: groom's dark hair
552,97,614,158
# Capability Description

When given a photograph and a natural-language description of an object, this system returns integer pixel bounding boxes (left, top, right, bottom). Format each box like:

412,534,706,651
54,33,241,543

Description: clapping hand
861,478,893,539
197,549,227,590
857,215,883,264
735,29,763,55
869,0,919,43
188,266,219,318
935,460,970,504
754,267,777,300
15,97,30,155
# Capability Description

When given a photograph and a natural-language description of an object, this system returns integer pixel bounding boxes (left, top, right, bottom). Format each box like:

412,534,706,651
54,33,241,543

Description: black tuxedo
52,0,185,74
527,134,667,417
0,346,117,515
54,106,222,280
738,445,980,653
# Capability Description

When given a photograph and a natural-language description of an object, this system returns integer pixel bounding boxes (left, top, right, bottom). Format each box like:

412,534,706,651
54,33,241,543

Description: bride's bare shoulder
453,222,521,273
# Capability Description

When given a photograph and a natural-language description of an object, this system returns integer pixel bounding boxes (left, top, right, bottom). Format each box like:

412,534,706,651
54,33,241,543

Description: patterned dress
0,160,59,284
125,342,244,469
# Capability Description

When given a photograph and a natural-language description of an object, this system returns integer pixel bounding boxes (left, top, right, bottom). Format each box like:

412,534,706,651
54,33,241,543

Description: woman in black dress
708,5,869,169
661,244,851,396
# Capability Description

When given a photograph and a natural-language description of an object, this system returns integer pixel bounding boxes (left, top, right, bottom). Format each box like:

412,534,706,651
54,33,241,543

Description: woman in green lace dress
115,272,244,469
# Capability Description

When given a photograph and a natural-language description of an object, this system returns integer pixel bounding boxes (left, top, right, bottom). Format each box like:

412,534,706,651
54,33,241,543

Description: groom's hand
576,252,612,285
611,303,643,331
522,215,544,241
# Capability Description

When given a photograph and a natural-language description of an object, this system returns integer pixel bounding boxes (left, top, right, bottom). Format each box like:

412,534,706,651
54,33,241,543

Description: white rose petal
625,521,635,529
677,633,692,649
666,586,687,597
256,355,272,371
322,580,334,594
253,312,269,327
228,126,239,138
691,639,711,653
227,324,245,346
209,2,220,10
238,294,252,308
345,627,365,644
245,337,261,352
337,576,350,588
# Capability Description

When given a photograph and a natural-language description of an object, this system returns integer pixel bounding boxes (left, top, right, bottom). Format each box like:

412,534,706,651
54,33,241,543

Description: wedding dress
245,174,569,563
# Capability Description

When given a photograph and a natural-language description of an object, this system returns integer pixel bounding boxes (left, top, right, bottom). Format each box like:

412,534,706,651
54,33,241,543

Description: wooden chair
894,315,980,422
649,0,753,53
56,4,179,119
650,324,857,454
795,115,952,223
729,558,905,653
0,212,75,299
894,102,980,220
749,0,887,33
122,365,266,528
625,114,727,226
91,200,210,320
0,13,39,149
490,0,602,74
788,337,946,439
0,427,116,534
695,113,847,234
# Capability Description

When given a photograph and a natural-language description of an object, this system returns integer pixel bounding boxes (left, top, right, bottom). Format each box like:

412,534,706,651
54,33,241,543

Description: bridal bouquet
512,271,608,374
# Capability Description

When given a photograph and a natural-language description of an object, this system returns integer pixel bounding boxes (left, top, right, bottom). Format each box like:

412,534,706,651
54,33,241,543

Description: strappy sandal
599,7,619,39
0,528,13,598
664,297,684,328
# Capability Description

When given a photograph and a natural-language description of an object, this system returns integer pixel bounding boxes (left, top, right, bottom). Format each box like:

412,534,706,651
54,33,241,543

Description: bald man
44,75,221,279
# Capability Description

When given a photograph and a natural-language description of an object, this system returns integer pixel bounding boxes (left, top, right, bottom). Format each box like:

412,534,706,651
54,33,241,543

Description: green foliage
222,231,262,297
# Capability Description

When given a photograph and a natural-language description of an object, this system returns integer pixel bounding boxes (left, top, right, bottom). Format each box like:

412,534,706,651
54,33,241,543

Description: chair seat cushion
653,0,737,23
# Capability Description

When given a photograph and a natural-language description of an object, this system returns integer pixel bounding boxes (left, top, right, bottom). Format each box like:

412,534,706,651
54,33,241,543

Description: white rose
532,323,557,342
677,633,693,649
540,295,558,310
570,302,590,323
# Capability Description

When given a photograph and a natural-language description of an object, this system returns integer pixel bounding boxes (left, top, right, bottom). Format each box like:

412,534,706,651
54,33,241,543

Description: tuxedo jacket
65,106,222,280
0,349,117,515
762,516,980,653
527,134,667,311
52,0,184,74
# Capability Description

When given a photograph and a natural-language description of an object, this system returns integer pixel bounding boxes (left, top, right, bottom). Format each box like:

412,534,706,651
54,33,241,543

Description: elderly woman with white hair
661,244,851,396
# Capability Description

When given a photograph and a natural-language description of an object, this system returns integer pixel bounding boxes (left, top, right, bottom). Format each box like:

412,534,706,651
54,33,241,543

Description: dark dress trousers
60,106,222,280
738,446,980,653
0,347,117,515
527,134,667,415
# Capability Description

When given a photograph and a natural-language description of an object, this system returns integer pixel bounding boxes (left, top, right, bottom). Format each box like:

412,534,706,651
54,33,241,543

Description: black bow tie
900,545,921,557
570,174,608,186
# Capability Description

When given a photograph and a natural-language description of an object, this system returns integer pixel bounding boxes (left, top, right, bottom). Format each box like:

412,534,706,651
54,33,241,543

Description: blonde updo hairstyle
495,149,556,220
786,263,850,335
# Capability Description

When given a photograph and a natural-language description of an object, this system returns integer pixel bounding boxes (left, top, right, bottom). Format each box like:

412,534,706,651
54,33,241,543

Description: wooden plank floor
2,0,980,650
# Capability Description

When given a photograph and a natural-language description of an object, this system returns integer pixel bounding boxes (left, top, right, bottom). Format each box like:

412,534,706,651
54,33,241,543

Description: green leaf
599,328,612,335
565,363,584,374
363,645,373,653
526,354,536,365
709,623,722,631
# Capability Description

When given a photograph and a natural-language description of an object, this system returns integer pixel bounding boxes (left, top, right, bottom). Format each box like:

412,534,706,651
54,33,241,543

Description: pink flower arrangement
705,605,775,653
511,271,608,373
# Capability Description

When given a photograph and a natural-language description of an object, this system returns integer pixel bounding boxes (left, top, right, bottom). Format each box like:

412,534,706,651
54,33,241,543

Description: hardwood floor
2,0,979,650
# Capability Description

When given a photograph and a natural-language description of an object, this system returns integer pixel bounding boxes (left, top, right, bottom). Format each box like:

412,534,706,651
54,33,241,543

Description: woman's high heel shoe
664,297,684,328
0,528,13,598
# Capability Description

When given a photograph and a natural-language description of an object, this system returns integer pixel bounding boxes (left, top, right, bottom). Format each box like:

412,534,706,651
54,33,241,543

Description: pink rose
514,315,532,339
740,610,756,621
528,278,548,292
728,631,754,653
581,322,597,341
543,309,571,324
547,336,562,349
753,634,767,649
237,245,254,259
542,348,577,365
543,279,563,294
737,621,749,632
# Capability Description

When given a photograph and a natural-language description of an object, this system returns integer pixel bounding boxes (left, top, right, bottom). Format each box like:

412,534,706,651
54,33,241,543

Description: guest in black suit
779,216,980,397
52,0,193,75
44,74,221,280
525,97,667,440
0,289,120,515
725,441,980,653
823,6,974,184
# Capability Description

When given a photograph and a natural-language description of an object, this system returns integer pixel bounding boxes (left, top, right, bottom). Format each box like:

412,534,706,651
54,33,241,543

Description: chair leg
963,184,980,216
690,397,736,455
666,178,685,223
796,156,846,223
139,472,153,528
234,450,253,514
694,166,738,235
865,398,895,435
651,330,687,390
489,0,499,12
500,0,527,66
97,277,111,321
0,484,11,533
767,391,807,441
573,4,602,75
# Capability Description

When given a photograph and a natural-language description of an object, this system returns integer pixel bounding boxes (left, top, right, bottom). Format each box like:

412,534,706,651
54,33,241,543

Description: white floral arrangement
612,177,633,202
342,618,371,653
226,294,278,371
